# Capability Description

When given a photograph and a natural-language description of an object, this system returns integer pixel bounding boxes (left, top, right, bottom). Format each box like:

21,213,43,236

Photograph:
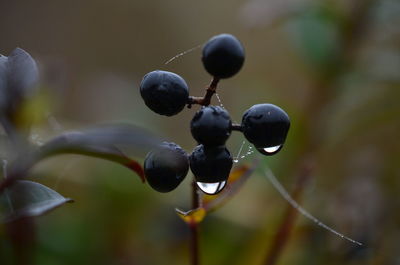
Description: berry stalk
187,77,220,107
231,123,243,132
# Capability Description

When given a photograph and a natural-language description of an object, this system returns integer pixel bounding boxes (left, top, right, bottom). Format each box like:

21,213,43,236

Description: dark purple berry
241,104,290,155
140,70,189,116
190,106,232,146
144,142,189,192
202,34,245,79
189,145,232,183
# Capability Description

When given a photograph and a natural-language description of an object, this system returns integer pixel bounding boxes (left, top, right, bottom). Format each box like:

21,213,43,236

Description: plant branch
187,77,220,107
231,123,243,132
190,180,200,265
6,217,36,265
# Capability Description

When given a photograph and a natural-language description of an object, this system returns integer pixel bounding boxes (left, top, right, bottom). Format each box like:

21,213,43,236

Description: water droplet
196,181,227,195
257,145,282,156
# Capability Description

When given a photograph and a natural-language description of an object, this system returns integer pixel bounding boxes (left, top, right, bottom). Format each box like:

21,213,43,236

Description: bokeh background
0,0,399,264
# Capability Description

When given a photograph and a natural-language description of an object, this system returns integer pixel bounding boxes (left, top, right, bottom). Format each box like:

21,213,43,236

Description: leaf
0,124,163,194
0,55,8,109
37,124,163,182
7,48,39,98
175,207,206,225
0,48,39,120
0,180,73,223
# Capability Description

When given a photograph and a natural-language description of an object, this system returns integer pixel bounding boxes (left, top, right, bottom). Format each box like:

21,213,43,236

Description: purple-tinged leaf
0,180,72,223
41,124,162,155
0,55,8,109
37,124,162,182
0,48,39,123
6,48,39,99
0,124,162,193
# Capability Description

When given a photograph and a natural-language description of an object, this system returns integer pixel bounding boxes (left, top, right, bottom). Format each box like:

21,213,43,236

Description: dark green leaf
0,180,73,223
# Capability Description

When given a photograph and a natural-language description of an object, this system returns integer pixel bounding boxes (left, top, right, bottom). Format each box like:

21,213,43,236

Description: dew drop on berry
196,180,227,195
257,145,282,156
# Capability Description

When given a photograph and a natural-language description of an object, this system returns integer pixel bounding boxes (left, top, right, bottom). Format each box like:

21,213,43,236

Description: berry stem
190,180,200,265
187,77,220,107
231,123,243,132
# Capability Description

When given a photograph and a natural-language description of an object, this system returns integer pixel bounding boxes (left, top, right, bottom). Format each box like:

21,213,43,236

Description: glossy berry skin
190,106,232,146
189,145,233,183
144,142,189,193
241,104,290,153
140,70,189,116
202,34,245,79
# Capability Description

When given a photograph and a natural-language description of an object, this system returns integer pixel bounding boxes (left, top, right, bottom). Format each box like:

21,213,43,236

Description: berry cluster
140,34,290,194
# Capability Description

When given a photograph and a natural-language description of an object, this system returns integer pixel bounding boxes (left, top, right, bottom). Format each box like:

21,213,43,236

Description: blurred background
0,0,399,264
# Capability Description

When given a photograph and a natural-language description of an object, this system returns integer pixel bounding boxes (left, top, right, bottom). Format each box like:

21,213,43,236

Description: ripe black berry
202,34,245,79
144,142,189,192
189,145,232,184
140,70,189,116
190,106,232,146
241,104,290,155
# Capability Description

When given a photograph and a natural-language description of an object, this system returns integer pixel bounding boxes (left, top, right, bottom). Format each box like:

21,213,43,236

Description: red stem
6,217,36,265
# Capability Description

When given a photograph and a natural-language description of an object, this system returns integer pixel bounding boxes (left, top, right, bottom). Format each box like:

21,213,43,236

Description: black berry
202,34,245,79
190,106,232,146
241,104,290,155
144,142,189,192
140,70,189,116
189,145,233,183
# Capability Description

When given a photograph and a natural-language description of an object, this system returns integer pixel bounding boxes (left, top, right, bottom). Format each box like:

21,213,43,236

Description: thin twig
231,123,243,132
190,180,200,265
187,77,220,107
7,217,36,265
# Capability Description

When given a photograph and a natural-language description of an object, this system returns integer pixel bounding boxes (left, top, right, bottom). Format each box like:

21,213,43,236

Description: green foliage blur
0,0,399,264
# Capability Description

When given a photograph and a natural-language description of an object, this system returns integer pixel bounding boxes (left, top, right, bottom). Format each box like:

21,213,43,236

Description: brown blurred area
0,0,399,264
